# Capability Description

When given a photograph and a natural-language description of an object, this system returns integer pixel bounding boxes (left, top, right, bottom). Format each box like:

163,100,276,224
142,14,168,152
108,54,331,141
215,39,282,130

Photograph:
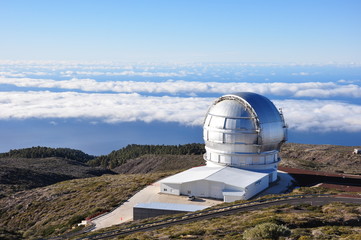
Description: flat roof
134,202,209,212
160,166,269,189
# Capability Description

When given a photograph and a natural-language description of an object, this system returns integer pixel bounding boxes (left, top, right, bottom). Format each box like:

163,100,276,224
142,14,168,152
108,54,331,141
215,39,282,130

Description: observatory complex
160,92,287,202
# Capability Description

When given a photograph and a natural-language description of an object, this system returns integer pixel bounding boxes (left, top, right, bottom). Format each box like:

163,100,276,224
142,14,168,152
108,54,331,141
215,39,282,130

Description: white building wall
181,180,207,197
224,194,244,202
160,166,273,202
209,181,225,199
270,170,278,182
243,174,269,199
180,180,225,199
160,183,180,195
224,184,243,192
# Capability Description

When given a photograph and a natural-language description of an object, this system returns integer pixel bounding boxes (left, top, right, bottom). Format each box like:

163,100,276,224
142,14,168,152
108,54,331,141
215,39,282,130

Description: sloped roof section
207,167,268,188
160,166,222,184
160,166,269,189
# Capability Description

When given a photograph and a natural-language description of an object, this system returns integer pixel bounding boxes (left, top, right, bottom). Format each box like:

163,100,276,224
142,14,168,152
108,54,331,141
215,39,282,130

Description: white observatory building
160,92,287,202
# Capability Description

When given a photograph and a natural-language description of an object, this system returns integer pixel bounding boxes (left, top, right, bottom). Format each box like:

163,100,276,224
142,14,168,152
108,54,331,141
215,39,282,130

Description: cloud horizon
1,77,361,99
1,91,361,132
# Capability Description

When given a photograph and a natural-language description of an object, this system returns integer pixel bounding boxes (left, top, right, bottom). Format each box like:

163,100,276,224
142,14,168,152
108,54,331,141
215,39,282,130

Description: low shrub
243,222,291,240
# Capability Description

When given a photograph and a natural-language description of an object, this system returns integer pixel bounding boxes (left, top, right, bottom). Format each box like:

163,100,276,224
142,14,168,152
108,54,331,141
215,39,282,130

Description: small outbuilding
133,202,208,220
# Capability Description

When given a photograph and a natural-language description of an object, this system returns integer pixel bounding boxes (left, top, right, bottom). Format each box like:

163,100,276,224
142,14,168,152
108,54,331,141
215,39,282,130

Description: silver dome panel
203,92,287,170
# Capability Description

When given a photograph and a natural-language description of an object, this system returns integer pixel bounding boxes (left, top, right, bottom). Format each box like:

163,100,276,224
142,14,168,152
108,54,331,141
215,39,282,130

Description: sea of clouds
1,61,361,133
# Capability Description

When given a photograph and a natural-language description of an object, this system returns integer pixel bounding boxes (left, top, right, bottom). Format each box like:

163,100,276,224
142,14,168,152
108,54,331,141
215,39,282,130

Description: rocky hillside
0,172,170,239
0,157,114,198
109,143,361,175
1,142,360,199
113,154,204,174
280,143,361,175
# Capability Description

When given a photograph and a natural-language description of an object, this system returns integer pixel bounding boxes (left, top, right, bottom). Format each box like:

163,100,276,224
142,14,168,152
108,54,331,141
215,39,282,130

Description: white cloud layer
0,91,210,126
274,100,361,132
60,70,191,77
1,77,361,98
1,91,361,132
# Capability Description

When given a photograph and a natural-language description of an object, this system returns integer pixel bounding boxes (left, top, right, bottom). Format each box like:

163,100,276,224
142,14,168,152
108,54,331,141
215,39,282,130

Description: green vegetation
0,144,205,197
0,144,206,169
0,146,95,162
1,143,360,239
107,201,361,239
0,172,174,239
0,229,23,240
76,187,361,240
89,143,205,168
2,143,360,174
243,222,291,240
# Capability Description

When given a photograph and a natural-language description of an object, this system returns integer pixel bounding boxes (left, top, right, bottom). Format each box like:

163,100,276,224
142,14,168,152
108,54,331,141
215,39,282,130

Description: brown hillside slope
0,157,113,198
112,143,361,175
280,143,361,175
0,172,170,239
112,154,204,174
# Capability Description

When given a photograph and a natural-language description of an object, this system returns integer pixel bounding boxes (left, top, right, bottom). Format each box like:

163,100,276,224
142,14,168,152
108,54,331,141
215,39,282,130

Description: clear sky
1,0,360,63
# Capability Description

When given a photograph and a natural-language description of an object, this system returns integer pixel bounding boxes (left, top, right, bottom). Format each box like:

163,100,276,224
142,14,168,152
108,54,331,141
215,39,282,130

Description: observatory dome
203,92,287,171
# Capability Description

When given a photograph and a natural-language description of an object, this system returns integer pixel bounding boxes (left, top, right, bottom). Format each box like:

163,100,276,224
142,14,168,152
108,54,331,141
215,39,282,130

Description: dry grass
280,143,361,175
0,172,174,239
119,202,361,239
77,187,361,240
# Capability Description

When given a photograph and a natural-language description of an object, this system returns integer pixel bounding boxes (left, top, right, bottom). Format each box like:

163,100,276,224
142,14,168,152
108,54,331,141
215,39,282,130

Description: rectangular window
164,188,167,191
211,152,219,162
210,116,225,129
224,133,236,143
208,131,223,143
225,118,237,129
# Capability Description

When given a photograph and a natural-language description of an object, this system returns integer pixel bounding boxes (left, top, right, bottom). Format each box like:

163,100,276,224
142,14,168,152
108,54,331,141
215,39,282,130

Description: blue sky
0,1,360,155
1,0,360,62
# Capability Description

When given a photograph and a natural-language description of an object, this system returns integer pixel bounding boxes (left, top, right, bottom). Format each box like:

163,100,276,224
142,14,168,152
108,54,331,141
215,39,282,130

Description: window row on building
204,129,258,144
205,150,279,166
204,115,256,131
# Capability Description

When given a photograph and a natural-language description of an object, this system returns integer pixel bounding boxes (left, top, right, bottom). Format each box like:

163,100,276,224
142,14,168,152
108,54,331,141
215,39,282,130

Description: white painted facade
160,166,272,202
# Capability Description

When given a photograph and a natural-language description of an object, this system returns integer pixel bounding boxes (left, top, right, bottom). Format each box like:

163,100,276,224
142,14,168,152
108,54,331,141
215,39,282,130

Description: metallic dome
203,92,287,170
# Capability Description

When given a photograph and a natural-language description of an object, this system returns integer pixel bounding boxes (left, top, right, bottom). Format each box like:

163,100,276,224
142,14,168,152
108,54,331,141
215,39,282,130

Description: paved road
77,195,361,240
